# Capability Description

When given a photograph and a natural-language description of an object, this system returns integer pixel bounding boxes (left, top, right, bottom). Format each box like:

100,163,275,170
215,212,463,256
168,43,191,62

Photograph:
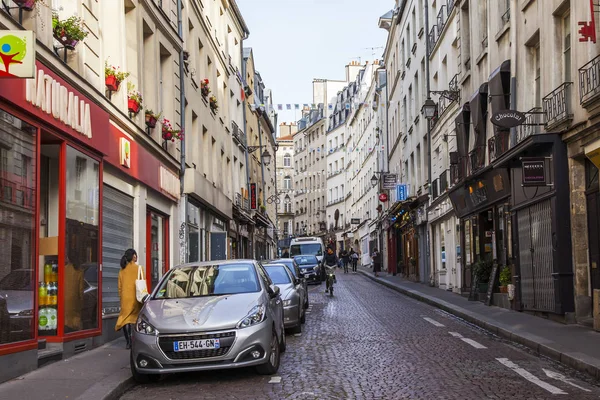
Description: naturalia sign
0,31,35,78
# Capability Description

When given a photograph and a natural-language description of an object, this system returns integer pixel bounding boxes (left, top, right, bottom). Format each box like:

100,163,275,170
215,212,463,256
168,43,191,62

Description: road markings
294,333,302,337
461,338,487,349
423,317,445,327
496,358,567,395
449,332,463,338
543,369,591,392
269,376,282,384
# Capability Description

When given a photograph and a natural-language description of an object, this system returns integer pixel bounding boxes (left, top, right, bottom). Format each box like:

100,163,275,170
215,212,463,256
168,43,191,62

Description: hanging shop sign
578,0,597,43
250,183,258,210
120,137,131,168
0,31,35,78
379,193,388,202
396,183,409,201
382,173,397,190
521,157,546,186
491,110,526,129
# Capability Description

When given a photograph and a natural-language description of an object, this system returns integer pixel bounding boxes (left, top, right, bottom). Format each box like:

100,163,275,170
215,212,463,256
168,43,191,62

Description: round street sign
379,193,388,202
491,110,526,129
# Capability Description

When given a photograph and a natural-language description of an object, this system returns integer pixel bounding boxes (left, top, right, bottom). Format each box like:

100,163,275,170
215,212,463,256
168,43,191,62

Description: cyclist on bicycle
323,246,338,293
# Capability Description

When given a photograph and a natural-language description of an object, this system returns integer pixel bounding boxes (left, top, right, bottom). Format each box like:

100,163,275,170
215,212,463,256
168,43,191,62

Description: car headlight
283,299,292,307
136,316,159,335
237,304,266,329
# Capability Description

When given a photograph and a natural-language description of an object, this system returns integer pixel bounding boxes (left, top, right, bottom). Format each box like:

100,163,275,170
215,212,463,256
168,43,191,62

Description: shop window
0,110,36,345
64,147,99,334
147,210,169,291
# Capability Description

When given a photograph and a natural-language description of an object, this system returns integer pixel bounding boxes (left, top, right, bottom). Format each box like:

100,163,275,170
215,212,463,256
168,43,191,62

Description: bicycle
325,265,336,296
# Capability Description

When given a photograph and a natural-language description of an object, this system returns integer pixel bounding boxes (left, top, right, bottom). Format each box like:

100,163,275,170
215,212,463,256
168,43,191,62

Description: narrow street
120,273,600,400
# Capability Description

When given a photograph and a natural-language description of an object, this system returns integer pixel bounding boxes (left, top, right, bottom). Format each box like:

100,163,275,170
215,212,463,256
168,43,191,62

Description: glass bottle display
39,257,58,335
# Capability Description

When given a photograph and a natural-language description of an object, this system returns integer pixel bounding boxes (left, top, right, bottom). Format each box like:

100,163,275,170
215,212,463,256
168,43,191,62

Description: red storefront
0,61,178,381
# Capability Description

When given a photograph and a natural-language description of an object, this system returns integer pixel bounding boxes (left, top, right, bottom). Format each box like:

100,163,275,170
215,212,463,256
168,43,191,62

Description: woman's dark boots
123,324,132,349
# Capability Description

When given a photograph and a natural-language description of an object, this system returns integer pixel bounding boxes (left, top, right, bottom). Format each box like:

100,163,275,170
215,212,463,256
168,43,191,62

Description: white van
290,237,325,262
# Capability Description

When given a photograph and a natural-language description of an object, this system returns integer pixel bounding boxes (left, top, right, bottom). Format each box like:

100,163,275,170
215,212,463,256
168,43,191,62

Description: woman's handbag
136,265,148,302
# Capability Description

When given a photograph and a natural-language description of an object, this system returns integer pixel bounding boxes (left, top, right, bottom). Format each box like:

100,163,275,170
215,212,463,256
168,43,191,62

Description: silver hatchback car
130,260,286,383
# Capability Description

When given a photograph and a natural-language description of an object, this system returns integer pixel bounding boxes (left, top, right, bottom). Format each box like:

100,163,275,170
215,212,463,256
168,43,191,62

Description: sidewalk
358,266,600,380
0,338,133,400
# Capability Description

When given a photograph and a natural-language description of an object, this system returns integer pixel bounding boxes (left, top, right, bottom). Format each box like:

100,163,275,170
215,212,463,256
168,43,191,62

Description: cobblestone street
121,272,600,400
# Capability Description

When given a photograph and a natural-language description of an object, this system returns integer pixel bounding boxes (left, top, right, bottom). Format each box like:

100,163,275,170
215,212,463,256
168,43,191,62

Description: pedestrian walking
115,248,143,349
372,248,382,277
350,248,359,273
340,249,350,274
282,249,290,258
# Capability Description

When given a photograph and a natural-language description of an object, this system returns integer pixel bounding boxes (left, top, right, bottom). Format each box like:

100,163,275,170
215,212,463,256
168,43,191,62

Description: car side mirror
269,285,280,298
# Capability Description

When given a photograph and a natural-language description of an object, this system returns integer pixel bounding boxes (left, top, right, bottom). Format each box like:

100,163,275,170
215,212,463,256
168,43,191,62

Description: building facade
276,123,297,251
0,0,183,382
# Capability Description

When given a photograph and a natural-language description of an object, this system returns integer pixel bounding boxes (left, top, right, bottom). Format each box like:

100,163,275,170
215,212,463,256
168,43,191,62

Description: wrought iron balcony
447,0,455,11
469,145,486,175
243,197,249,211
437,6,447,33
488,130,510,162
543,82,573,130
579,55,600,107
231,121,246,148
428,25,438,56
439,169,449,192
431,178,439,200
450,157,468,184
516,107,545,144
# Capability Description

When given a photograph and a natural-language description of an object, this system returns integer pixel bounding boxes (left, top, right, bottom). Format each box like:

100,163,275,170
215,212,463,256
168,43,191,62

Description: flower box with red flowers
200,79,210,98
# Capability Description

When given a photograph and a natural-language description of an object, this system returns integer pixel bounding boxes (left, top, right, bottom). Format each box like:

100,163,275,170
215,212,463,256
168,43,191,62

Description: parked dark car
293,255,322,284
266,258,308,308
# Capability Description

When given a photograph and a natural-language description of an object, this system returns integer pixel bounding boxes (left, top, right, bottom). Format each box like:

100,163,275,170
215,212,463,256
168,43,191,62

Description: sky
236,0,394,132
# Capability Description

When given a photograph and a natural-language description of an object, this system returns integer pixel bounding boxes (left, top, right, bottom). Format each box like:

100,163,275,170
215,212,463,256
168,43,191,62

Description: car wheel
256,329,281,375
300,307,306,324
290,308,302,334
130,352,160,384
304,294,309,309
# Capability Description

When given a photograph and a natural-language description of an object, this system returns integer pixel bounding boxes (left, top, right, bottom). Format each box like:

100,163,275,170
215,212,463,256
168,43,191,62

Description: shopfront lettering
491,110,526,129
25,66,93,138
160,166,180,199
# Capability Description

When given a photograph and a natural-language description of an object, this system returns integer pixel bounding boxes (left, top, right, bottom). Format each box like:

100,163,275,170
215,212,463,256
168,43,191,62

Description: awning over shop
455,103,471,158
448,168,510,219
488,60,511,116
470,83,489,147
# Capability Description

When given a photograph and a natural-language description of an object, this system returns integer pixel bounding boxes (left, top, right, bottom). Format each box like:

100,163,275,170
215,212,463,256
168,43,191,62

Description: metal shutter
102,185,133,315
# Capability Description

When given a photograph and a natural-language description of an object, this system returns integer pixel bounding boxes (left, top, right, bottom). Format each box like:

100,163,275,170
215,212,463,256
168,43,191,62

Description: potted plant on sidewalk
127,83,143,114
473,259,493,294
52,13,88,49
104,61,130,92
499,265,511,293
161,118,184,142
144,109,161,129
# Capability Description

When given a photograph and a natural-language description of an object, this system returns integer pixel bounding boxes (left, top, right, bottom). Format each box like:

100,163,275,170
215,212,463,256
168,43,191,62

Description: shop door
517,199,556,313
146,210,169,291
586,160,600,290
102,186,133,316
210,232,226,260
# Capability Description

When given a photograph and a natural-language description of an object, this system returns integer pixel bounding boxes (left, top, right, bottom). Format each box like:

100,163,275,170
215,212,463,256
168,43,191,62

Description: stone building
276,123,298,251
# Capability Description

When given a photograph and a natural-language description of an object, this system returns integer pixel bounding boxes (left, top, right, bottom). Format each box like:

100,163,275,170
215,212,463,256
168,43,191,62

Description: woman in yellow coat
115,249,142,349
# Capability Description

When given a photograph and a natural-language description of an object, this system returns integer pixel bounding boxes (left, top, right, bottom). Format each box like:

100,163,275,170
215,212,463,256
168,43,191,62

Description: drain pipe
177,0,187,264
424,0,432,285
509,0,518,146
241,46,252,259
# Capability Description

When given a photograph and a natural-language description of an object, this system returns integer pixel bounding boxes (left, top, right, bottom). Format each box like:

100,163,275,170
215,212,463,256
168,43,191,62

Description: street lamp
421,98,437,120
261,149,272,166
370,174,379,187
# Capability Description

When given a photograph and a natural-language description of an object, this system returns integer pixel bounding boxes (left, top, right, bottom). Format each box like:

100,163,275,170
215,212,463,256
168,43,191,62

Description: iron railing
542,82,573,130
428,25,438,56
579,55,600,106
437,6,447,33
516,107,544,144
450,157,468,184
231,121,246,147
469,146,486,175
431,178,439,200
488,130,510,162
447,0,455,12
439,169,449,192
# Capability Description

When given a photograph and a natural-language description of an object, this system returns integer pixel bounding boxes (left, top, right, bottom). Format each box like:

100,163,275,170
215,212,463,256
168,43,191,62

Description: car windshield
154,263,260,299
271,260,297,277
290,243,322,257
294,256,318,265
0,270,33,290
264,266,291,285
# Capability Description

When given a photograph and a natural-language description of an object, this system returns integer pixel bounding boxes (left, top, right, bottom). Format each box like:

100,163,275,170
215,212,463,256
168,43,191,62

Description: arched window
283,153,291,167
284,175,292,190
284,195,291,213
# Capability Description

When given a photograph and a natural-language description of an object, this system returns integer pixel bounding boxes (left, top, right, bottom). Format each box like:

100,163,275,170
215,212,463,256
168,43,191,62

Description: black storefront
449,59,574,316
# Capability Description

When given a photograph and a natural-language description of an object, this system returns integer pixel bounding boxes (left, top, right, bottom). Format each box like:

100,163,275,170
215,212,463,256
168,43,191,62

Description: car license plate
173,339,220,352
